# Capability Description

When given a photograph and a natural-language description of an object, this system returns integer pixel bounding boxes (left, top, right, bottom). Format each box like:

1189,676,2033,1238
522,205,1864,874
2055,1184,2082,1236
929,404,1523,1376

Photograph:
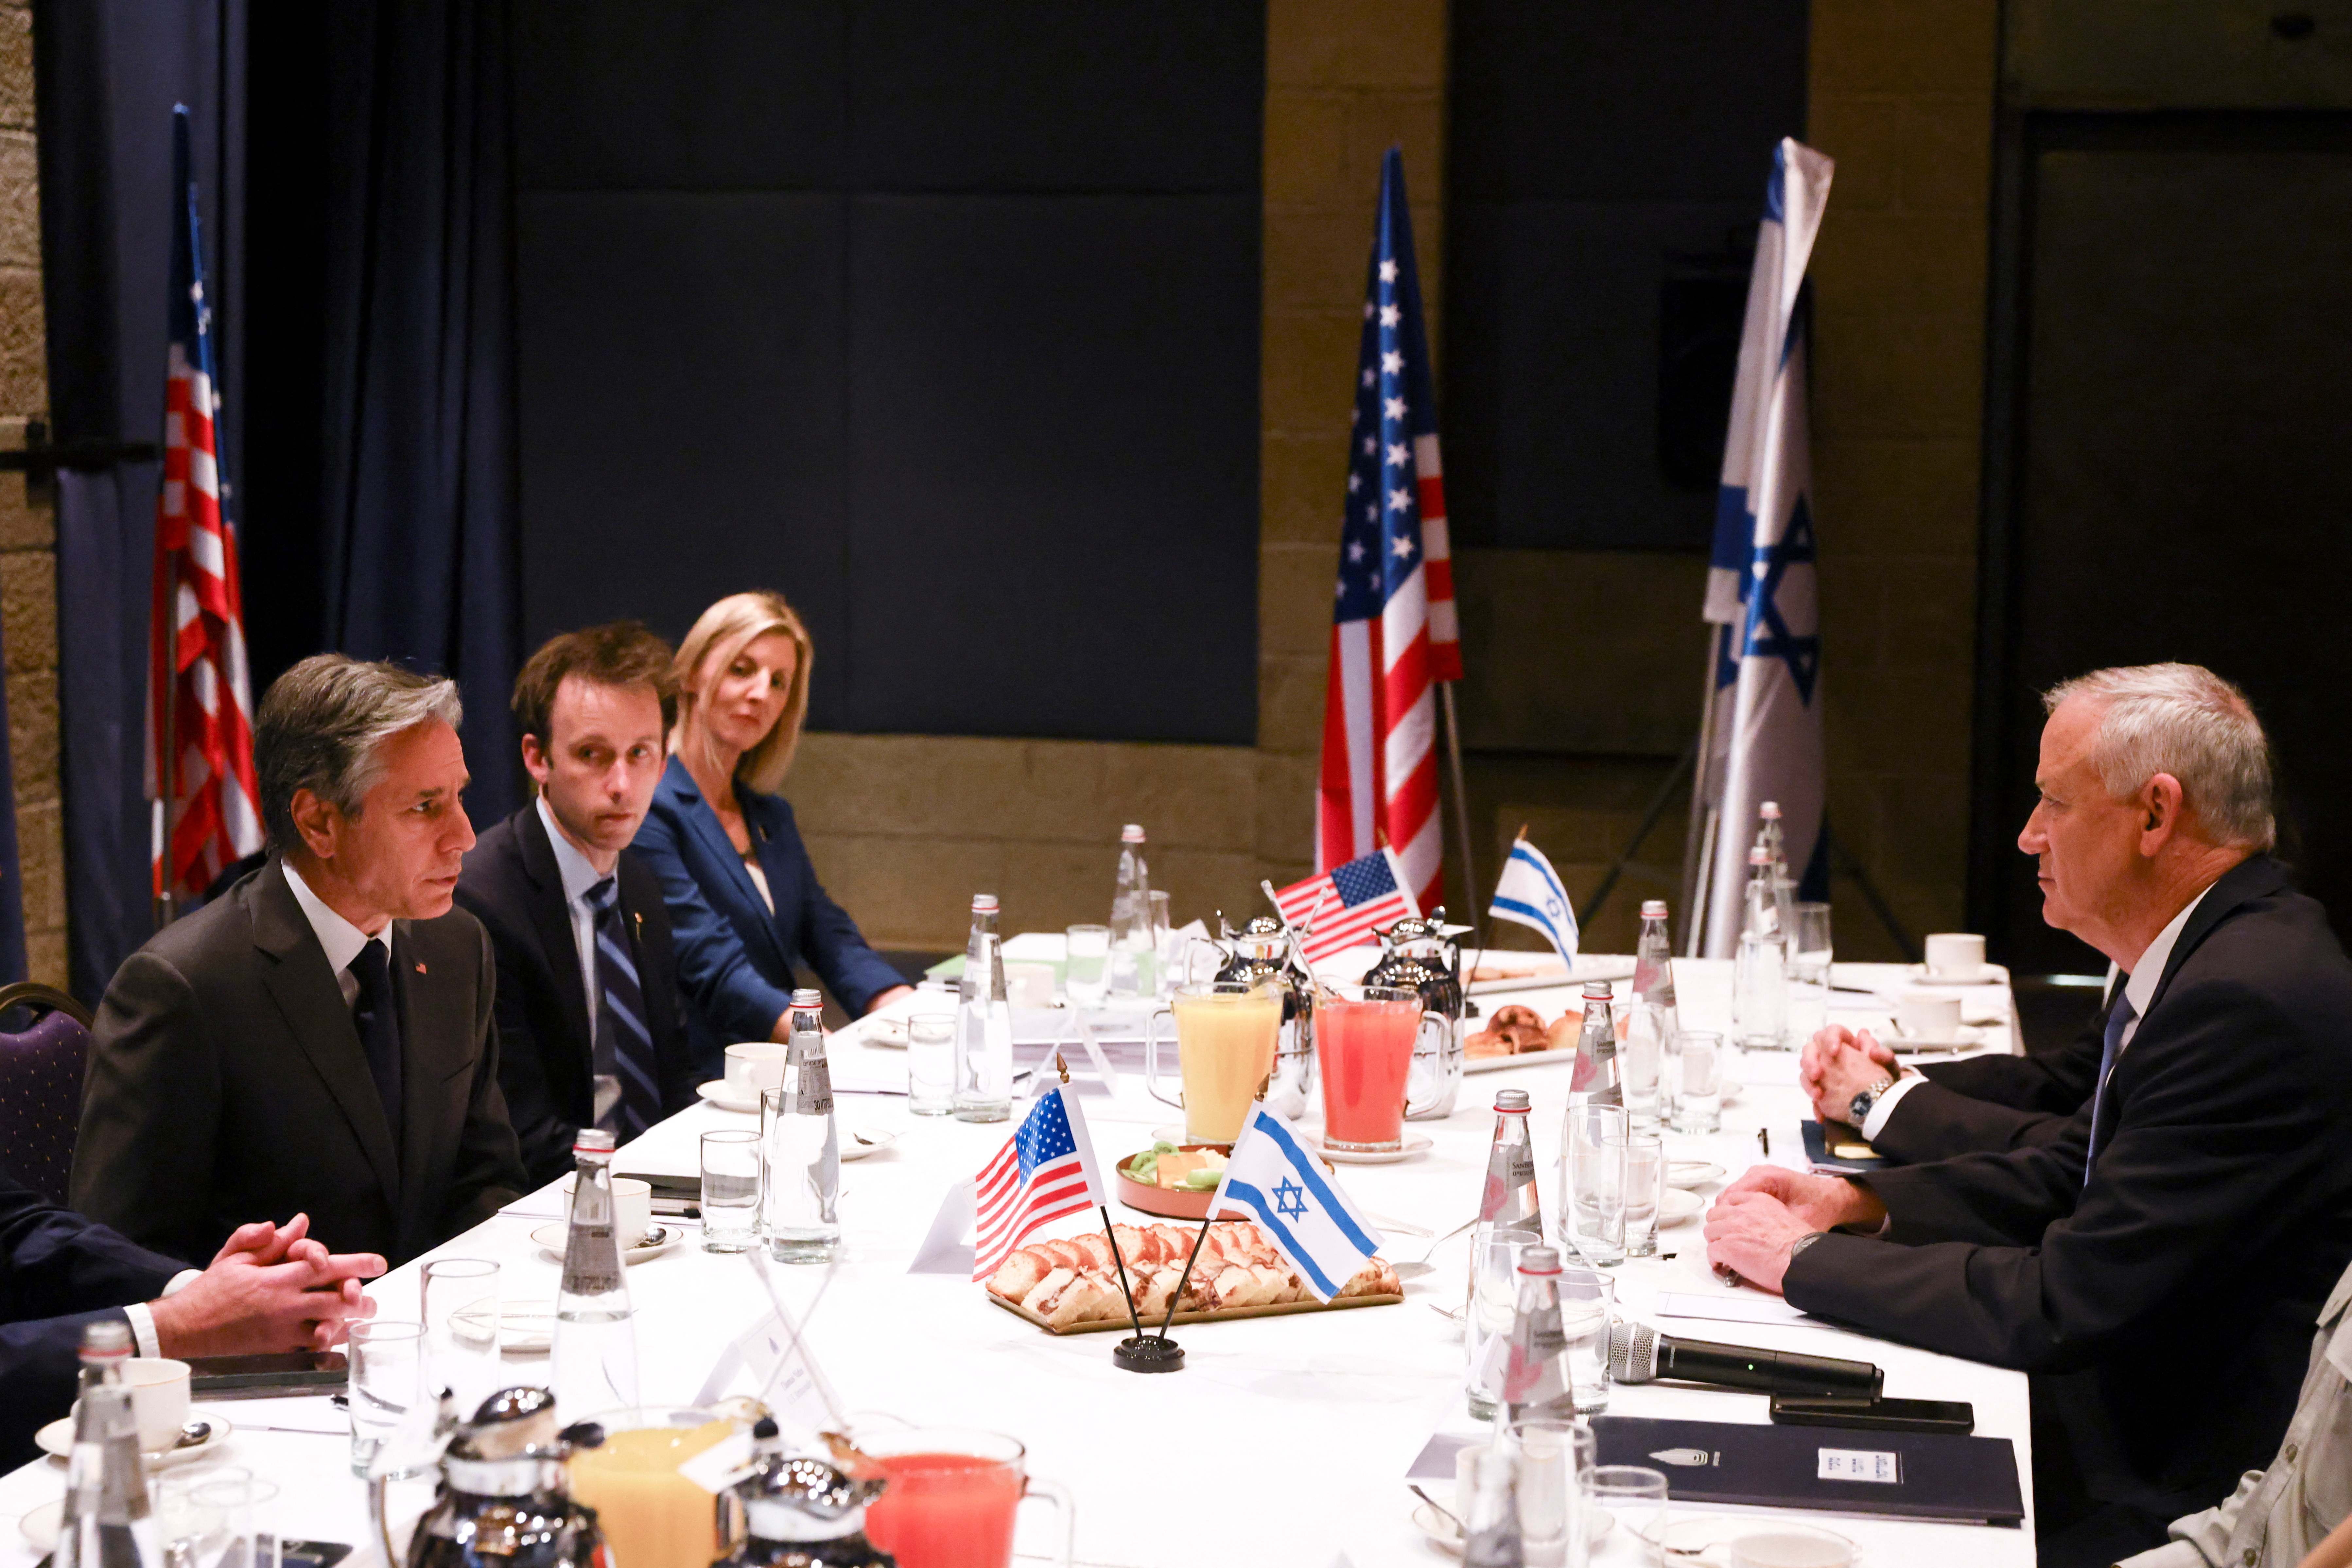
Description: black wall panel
513,1,1263,743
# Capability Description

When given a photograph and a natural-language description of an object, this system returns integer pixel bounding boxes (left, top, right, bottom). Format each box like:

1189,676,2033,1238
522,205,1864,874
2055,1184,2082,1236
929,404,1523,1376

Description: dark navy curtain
38,0,521,998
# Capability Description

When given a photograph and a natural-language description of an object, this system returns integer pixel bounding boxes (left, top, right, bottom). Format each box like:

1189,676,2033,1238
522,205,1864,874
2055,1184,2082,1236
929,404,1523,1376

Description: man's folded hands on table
1704,1166,1887,1294
147,1211,386,1357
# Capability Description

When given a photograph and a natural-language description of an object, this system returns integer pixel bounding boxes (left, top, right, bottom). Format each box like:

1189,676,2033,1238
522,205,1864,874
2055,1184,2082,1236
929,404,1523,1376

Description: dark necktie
2082,984,2137,1186
347,940,405,1141
587,878,663,1139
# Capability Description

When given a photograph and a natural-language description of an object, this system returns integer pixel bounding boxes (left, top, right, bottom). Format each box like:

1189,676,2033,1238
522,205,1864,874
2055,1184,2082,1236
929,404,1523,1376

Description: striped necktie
2082,985,2137,1187
587,878,663,1139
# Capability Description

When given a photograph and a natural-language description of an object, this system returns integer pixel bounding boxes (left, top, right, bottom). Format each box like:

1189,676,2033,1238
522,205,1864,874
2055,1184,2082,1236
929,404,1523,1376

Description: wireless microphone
1607,1320,1883,1399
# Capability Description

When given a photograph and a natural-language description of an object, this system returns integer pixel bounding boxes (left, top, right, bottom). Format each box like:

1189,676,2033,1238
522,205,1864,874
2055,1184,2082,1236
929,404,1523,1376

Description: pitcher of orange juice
1143,981,1282,1144
566,1406,744,1568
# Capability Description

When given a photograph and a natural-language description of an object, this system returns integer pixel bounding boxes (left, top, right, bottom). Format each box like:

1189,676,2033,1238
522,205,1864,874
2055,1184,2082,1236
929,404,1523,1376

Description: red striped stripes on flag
1273,847,1420,967
971,1084,1106,1283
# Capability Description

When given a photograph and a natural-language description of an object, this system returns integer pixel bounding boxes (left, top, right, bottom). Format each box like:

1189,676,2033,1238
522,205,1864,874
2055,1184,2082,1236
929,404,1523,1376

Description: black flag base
1113,1334,1186,1373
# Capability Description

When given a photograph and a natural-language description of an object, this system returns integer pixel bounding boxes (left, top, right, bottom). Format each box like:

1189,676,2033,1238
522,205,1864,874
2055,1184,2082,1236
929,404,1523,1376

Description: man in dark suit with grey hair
1704,663,2352,1568
72,654,526,1267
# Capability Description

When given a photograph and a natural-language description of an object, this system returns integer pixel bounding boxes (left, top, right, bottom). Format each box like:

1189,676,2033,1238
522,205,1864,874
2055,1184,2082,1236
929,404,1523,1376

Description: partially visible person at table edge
0,1156,380,1464
632,591,912,1079
456,621,699,1185
71,655,527,1267
1702,662,2352,1568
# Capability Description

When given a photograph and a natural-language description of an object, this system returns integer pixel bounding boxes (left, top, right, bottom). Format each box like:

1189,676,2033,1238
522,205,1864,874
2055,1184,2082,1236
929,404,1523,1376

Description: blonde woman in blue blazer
632,591,911,1077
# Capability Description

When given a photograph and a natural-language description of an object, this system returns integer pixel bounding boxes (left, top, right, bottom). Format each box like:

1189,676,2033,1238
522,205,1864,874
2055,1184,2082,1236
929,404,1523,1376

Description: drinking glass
157,1466,244,1566
855,1427,1074,1568
906,1009,957,1116
420,1258,500,1411
189,1474,280,1568
1315,983,1450,1152
1561,1104,1629,1266
699,1129,761,1251
1587,1465,1671,1565
346,1319,423,1476
1062,925,1110,1006
568,1407,743,1568
1148,890,1178,999
1463,1228,1533,1420
1144,981,1282,1144
1496,1417,1596,1568
1614,1131,1664,1258
1672,1031,1724,1134
1559,1265,1615,1412
1786,901,1834,1045
1622,1003,1665,1129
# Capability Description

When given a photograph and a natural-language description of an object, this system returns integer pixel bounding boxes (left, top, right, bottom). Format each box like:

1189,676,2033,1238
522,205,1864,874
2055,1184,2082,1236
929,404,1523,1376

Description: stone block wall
0,0,66,987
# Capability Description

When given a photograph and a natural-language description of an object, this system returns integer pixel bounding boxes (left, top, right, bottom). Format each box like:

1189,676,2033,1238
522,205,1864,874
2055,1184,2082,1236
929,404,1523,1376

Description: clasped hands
148,1214,385,1358
1798,1023,1903,1129
1703,1165,1886,1296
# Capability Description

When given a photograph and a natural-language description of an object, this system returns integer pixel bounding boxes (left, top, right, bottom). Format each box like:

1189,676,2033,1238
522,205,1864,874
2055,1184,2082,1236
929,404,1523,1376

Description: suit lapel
251,862,401,1202
389,923,449,1232
518,806,596,1071
669,761,792,971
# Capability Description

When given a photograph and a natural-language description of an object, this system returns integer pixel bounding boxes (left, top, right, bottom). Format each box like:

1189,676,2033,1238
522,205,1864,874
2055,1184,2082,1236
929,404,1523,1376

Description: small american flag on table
971,1084,1107,1283
1274,847,1420,967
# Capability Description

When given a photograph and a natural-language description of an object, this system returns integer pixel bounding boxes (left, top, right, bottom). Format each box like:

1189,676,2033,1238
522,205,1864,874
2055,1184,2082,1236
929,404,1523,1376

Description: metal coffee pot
716,1418,894,1568
375,1387,610,1568
1363,911,1466,1119
1208,913,1318,1114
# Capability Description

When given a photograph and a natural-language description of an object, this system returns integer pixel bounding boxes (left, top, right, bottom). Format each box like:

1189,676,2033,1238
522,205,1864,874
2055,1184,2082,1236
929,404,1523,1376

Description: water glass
1733,929,1788,1049
347,1319,422,1475
190,1474,281,1568
1496,1417,1596,1568
1559,1265,1614,1412
1561,1104,1629,1266
1672,1031,1724,1134
699,1129,761,1251
1615,1131,1665,1258
420,1258,500,1410
1149,890,1177,998
1464,1228,1533,1420
157,1466,243,1564
1587,1465,1671,1564
1063,925,1110,1005
906,1009,956,1116
1786,901,1834,1044
1622,1003,1665,1128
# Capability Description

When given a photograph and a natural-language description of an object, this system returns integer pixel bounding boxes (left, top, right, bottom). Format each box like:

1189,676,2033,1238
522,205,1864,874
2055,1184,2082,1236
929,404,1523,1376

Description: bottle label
793,1056,834,1116
562,1223,625,1295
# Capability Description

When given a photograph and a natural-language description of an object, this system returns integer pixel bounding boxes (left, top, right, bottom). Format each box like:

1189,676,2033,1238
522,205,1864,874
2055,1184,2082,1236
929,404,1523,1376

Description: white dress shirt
281,860,394,1008
537,796,607,1039
1861,878,2219,1141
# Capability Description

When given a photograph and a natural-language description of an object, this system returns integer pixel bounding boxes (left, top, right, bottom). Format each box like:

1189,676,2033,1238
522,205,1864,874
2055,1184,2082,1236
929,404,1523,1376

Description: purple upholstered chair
0,983,95,1205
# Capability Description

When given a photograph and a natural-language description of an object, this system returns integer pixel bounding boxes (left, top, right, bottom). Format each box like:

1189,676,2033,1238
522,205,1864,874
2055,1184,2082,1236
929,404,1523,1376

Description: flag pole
1680,627,1725,958
1156,1212,1219,1340
1437,683,1484,953
152,652,177,930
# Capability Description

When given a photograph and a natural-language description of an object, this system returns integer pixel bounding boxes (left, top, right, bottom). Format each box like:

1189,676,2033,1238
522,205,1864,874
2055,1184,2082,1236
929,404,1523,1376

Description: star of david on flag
1697,138,1835,957
1488,835,1579,966
1208,1106,1385,1302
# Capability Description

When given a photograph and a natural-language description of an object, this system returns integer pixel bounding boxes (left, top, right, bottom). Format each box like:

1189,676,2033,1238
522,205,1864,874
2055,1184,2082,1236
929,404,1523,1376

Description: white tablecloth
0,958,2035,1566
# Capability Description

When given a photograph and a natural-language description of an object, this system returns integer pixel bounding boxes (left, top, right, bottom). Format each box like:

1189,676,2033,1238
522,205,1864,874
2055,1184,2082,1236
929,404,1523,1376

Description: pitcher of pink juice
1315,984,1451,1152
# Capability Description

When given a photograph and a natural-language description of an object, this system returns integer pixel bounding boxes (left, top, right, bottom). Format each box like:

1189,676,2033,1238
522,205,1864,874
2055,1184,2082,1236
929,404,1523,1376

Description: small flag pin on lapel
414,962,427,975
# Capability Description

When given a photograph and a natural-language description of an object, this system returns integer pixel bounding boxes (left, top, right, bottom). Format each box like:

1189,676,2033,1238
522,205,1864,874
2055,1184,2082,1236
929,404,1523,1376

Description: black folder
1591,1415,2026,1525
1800,1119,1889,1173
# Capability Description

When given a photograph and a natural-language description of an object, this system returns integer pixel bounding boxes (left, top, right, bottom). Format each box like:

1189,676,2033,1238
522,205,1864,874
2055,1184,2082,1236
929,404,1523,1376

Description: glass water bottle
57,1321,158,1568
552,1129,640,1416
1108,825,1153,998
1734,845,1788,1049
762,989,841,1262
955,894,1014,1121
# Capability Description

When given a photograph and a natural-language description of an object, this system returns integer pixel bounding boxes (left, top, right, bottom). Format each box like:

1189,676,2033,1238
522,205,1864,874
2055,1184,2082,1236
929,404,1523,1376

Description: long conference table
0,954,2037,1567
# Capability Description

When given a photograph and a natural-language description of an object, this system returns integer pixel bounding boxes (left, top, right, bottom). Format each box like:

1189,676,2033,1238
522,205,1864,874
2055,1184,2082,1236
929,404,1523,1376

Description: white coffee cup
1922,932,1987,980
1730,1527,1857,1568
1896,991,1963,1040
71,1358,192,1453
724,1042,789,1099
560,1174,653,1246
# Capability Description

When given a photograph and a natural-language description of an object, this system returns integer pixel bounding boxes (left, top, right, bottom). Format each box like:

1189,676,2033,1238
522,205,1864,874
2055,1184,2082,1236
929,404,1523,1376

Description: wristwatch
1847,1073,1899,1126
1788,1230,1829,1263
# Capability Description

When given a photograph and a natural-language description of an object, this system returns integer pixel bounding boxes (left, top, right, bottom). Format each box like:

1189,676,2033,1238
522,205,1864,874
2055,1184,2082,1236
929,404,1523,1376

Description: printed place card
1818,1447,1902,1484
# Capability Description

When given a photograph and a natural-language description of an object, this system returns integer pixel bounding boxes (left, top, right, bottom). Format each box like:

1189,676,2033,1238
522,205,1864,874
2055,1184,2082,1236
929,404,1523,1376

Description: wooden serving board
988,1289,1402,1336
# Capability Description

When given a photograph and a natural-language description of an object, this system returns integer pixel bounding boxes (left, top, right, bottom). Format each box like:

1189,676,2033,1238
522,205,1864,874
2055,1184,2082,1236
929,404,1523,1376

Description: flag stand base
1112,1335,1185,1373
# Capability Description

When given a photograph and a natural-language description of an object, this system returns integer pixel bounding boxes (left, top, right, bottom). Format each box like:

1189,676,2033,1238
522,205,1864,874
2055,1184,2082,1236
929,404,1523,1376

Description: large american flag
1317,148,1458,915
147,107,264,908
971,1084,1107,1283
1273,847,1420,967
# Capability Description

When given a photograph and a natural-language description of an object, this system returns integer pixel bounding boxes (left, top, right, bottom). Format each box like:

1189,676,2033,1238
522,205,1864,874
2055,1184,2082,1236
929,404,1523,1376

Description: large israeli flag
1699,140,1834,958
1209,1106,1386,1301
1489,835,1578,965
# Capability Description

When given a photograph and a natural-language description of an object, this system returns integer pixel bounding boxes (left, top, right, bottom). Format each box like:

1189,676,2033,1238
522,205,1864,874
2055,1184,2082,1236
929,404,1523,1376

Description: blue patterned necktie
587,878,663,1139
2082,985,2137,1186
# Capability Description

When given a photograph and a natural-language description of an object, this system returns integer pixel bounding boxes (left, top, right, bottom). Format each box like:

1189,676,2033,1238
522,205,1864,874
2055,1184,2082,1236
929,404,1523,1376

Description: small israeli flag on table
1489,835,1578,965
1208,1106,1386,1302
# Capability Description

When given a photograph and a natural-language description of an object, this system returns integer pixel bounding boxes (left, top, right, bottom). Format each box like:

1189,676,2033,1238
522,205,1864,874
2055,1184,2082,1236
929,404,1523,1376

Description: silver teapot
377,1387,610,1568
717,1417,894,1568
1208,913,1318,1113
1362,911,1466,1119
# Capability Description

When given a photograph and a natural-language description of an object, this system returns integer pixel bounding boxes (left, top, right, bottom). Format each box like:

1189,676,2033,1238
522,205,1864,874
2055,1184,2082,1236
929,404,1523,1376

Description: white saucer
1657,1187,1705,1226
840,1125,898,1161
1906,962,2009,987
1887,1024,1982,1053
1666,1160,1725,1189
36,1413,232,1468
20,1500,60,1551
451,1298,557,1354
858,1017,909,1049
696,1080,763,1113
1312,1133,1434,1165
531,1223,684,1264
1413,1498,1612,1555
